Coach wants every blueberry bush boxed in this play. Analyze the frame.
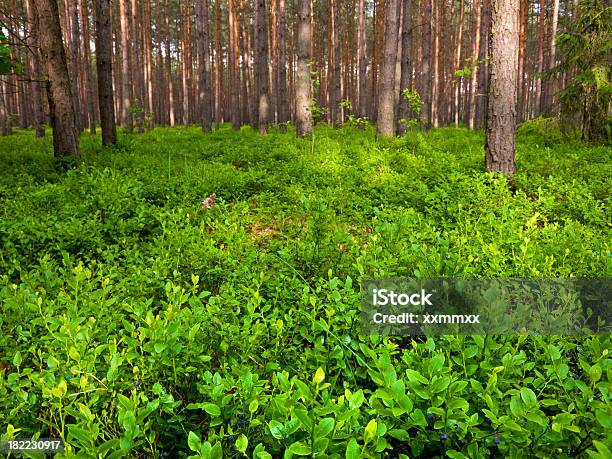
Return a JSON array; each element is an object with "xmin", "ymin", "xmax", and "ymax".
[{"xmin": 0, "ymin": 123, "xmax": 610, "ymax": 458}]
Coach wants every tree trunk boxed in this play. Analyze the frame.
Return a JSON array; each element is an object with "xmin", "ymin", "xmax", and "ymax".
[
  {"xmin": 357, "ymin": 0, "xmax": 367, "ymax": 117},
  {"xmin": 453, "ymin": 0, "xmax": 464, "ymax": 128},
  {"xmin": 377, "ymin": 0, "xmax": 400, "ymax": 136},
  {"xmin": 26, "ymin": 0, "xmax": 46, "ymax": 137},
  {"xmin": 485, "ymin": 0, "xmax": 519, "ymax": 175},
  {"xmin": 397, "ymin": 0, "xmax": 412, "ymax": 135},
  {"xmin": 475, "ymin": 0, "xmax": 490, "ymax": 128},
  {"xmin": 536, "ymin": 0, "xmax": 546, "ymax": 115},
  {"xmin": 468, "ymin": 0, "xmax": 482, "ymax": 129},
  {"xmin": 421, "ymin": 0, "xmax": 432, "ymax": 129},
  {"xmin": 255, "ymin": 0, "xmax": 270, "ymax": 134},
  {"xmin": 277, "ymin": 0, "xmax": 288, "ymax": 131},
  {"xmin": 196, "ymin": 0, "xmax": 212, "ymax": 132},
  {"xmin": 164, "ymin": 0, "xmax": 175, "ymax": 126},
  {"xmin": 93, "ymin": 0, "xmax": 117, "ymax": 145},
  {"xmin": 66, "ymin": 0, "xmax": 82, "ymax": 133},
  {"xmin": 228, "ymin": 0, "xmax": 240, "ymax": 129},
  {"xmin": 329, "ymin": 0, "xmax": 341, "ymax": 126},
  {"xmin": 295, "ymin": 0, "xmax": 312, "ymax": 137},
  {"xmin": 120, "ymin": 0, "xmax": 133, "ymax": 131},
  {"xmin": 33, "ymin": 0, "xmax": 79, "ymax": 157},
  {"xmin": 78, "ymin": 0, "xmax": 97, "ymax": 135},
  {"xmin": 544, "ymin": 0, "xmax": 559, "ymax": 113}
]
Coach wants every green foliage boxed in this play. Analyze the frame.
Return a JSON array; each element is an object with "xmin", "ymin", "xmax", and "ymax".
[
  {"xmin": 0, "ymin": 126, "xmax": 610, "ymax": 457},
  {"xmin": 339, "ymin": 99, "xmax": 369, "ymax": 129},
  {"xmin": 0, "ymin": 31, "xmax": 13, "ymax": 75},
  {"xmin": 555, "ymin": 0, "xmax": 612, "ymax": 142}
]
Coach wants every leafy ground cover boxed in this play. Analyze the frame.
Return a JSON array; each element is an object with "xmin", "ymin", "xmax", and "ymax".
[{"xmin": 0, "ymin": 124, "xmax": 610, "ymax": 458}]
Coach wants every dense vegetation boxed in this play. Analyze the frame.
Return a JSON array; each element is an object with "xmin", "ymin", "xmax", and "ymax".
[{"xmin": 0, "ymin": 123, "xmax": 610, "ymax": 458}]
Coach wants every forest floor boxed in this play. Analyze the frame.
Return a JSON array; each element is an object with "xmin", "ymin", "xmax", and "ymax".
[{"xmin": 0, "ymin": 123, "xmax": 610, "ymax": 457}]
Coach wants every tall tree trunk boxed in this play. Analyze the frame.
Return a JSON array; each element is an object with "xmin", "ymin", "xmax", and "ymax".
[
  {"xmin": 66, "ymin": 0, "xmax": 82, "ymax": 133},
  {"xmin": 196, "ymin": 0, "xmax": 212, "ymax": 132},
  {"xmin": 214, "ymin": 0, "xmax": 223, "ymax": 125},
  {"xmin": 78, "ymin": 0, "xmax": 96, "ymax": 135},
  {"xmin": 132, "ymin": 0, "xmax": 144, "ymax": 131},
  {"xmin": 544, "ymin": 0, "xmax": 559, "ymax": 113},
  {"xmin": 120, "ymin": 0, "xmax": 133, "ymax": 131},
  {"xmin": 397, "ymin": 0, "xmax": 412, "ymax": 135},
  {"xmin": 329, "ymin": 0, "xmax": 341, "ymax": 126},
  {"xmin": 432, "ymin": 0, "xmax": 441, "ymax": 127},
  {"xmin": 228, "ymin": 0, "xmax": 240, "ymax": 129},
  {"xmin": 255, "ymin": 0, "xmax": 270, "ymax": 134},
  {"xmin": 295, "ymin": 0, "xmax": 312, "ymax": 136},
  {"xmin": 468, "ymin": 0, "xmax": 482, "ymax": 129},
  {"xmin": 357, "ymin": 0, "xmax": 367, "ymax": 117},
  {"xmin": 453, "ymin": 0, "xmax": 464, "ymax": 128},
  {"xmin": 33, "ymin": 0, "xmax": 79, "ymax": 157},
  {"xmin": 142, "ymin": 0, "xmax": 154, "ymax": 129},
  {"xmin": 93, "ymin": 0, "xmax": 117, "ymax": 145},
  {"xmin": 421, "ymin": 0, "xmax": 432, "ymax": 129},
  {"xmin": 485, "ymin": 0, "xmax": 519, "ymax": 174},
  {"xmin": 475, "ymin": 0, "xmax": 490, "ymax": 128},
  {"xmin": 26, "ymin": 0, "xmax": 45, "ymax": 137},
  {"xmin": 277, "ymin": 0, "xmax": 288, "ymax": 131},
  {"xmin": 536, "ymin": 0, "xmax": 546, "ymax": 115},
  {"xmin": 164, "ymin": 0, "xmax": 175, "ymax": 126},
  {"xmin": 377, "ymin": 0, "xmax": 400, "ymax": 136}
]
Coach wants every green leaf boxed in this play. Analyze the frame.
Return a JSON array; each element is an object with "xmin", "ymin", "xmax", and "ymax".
[
  {"xmin": 510, "ymin": 396, "xmax": 523, "ymax": 417},
  {"xmin": 293, "ymin": 409, "xmax": 312, "ymax": 429},
  {"xmin": 268, "ymin": 420, "xmax": 284, "ymax": 439},
  {"xmin": 236, "ymin": 434, "xmax": 248, "ymax": 454},
  {"xmin": 345, "ymin": 438, "xmax": 360, "ymax": 459},
  {"xmin": 406, "ymin": 369, "xmax": 429, "ymax": 385},
  {"xmin": 313, "ymin": 367, "xmax": 325, "ymax": 385},
  {"xmin": 314, "ymin": 418, "xmax": 335, "ymax": 439},
  {"xmin": 288, "ymin": 441, "xmax": 312, "ymax": 456},
  {"xmin": 592, "ymin": 441, "xmax": 611, "ymax": 458},
  {"xmin": 364, "ymin": 419, "xmax": 377, "ymax": 444},
  {"xmin": 520, "ymin": 388, "xmax": 539, "ymax": 409},
  {"xmin": 428, "ymin": 354, "xmax": 445, "ymax": 374},
  {"xmin": 188, "ymin": 431, "xmax": 202, "ymax": 452},
  {"xmin": 249, "ymin": 399, "xmax": 259, "ymax": 414},
  {"xmin": 68, "ymin": 425, "xmax": 93, "ymax": 446},
  {"xmin": 202, "ymin": 403, "xmax": 221, "ymax": 417},
  {"xmin": 595, "ymin": 409, "xmax": 612, "ymax": 429},
  {"xmin": 388, "ymin": 429, "xmax": 410, "ymax": 441},
  {"xmin": 12, "ymin": 351, "xmax": 21, "ymax": 368}
]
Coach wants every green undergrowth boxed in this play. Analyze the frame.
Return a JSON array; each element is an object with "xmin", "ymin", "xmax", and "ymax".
[{"xmin": 0, "ymin": 124, "xmax": 610, "ymax": 458}]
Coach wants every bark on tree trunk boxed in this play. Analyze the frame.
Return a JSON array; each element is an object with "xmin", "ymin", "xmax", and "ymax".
[
  {"xmin": 120, "ymin": 0, "xmax": 133, "ymax": 131},
  {"xmin": 79, "ymin": 0, "xmax": 97, "ymax": 135},
  {"xmin": 377, "ymin": 0, "xmax": 400, "ymax": 136},
  {"xmin": 277, "ymin": 0, "xmax": 288, "ymax": 132},
  {"xmin": 33, "ymin": 0, "xmax": 80, "ymax": 157},
  {"xmin": 357, "ymin": 0, "xmax": 367, "ymax": 118},
  {"xmin": 93, "ymin": 0, "xmax": 117, "ymax": 145},
  {"xmin": 453, "ymin": 0, "xmax": 464, "ymax": 128},
  {"xmin": 66, "ymin": 0, "xmax": 82, "ymax": 133},
  {"xmin": 26, "ymin": 0, "xmax": 46, "ymax": 137},
  {"xmin": 255, "ymin": 0, "xmax": 270, "ymax": 134},
  {"xmin": 485, "ymin": 0, "xmax": 519, "ymax": 175},
  {"xmin": 228, "ymin": 0, "xmax": 240, "ymax": 129},
  {"xmin": 468, "ymin": 0, "xmax": 482, "ymax": 129},
  {"xmin": 421, "ymin": 0, "xmax": 432, "ymax": 129},
  {"xmin": 397, "ymin": 0, "xmax": 412, "ymax": 135},
  {"xmin": 295, "ymin": 0, "xmax": 312, "ymax": 137},
  {"xmin": 196, "ymin": 0, "xmax": 212, "ymax": 132}
]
